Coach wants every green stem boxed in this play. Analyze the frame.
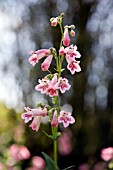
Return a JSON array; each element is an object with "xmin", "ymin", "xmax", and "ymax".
[
  {"xmin": 57, "ymin": 22, "xmax": 64, "ymax": 78},
  {"xmin": 54, "ymin": 139, "xmax": 57, "ymax": 170},
  {"xmin": 52, "ymin": 18, "xmax": 64, "ymax": 170}
]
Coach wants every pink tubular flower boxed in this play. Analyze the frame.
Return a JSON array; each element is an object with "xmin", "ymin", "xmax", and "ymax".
[
  {"xmin": 41, "ymin": 54, "xmax": 53, "ymax": 71},
  {"xmin": 67, "ymin": 59, "xmax": 81, "ymax": 75},
  {"xmin": 46, "ymin": 75, "xmax": 58, "ymax": 97},
  {"xmin": 21, "ymin": 107, "xmax": 34, "ymax": 123},
  {"xmin": 21, "ymin": 107, "xmax": 47, "ymax": 123},
  {"xmin": 51, "ymin": 110, "xmax": 58, "ymax": 127},
  {"xmin": 35, "ymin": 49, "xmax": 49, "ymax": 60},
  {"xmin": 35, "ymin": 78, "xmax": 50, "ymax": 94},
  {"xmin": 29, "ymin": 108, "xmax": 47, "ymax": 132},
  {"xmin": 65, "ymin": 44, "xmax": 81, "ymax": 60},
  {"xmin": 58, "ymin": 110, "xmax": 75, "ymax": 128},
  {"xmin": 101, "ymin": 147, "xmax": 113, "ymax": 161},
  {"xmin": 51, "ymin": 18, "xmax": 58, "ymax": 27},
  {"xmin": 29, "ymin": 51, "xmax": 38, "ymax": 66},
  {"xmin": 59, "ymin": 46, "xmax": 65, "ymax": 56},
  {"xmin": 55, "ymin": 77, "xmax": 71, "ymax": 93},
  {"xmin": 29, "ymin": 116, "xmax": 42, "ymax": 131},
  {"xmin": 21, "ymin": 107, "xmax": 47, "ymax": 131},
  {"xmin": 63, "ymin": 28, "xmax": 70, "ymax": 46},
  {"xmin": 29, "ymin": 49, "xmax": 49, "ymax": 66}
]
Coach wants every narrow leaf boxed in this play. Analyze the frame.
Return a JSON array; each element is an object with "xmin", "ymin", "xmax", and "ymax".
[{"xmin": 42, "ymin": 152, "xmax": 59, "ymax": 170}]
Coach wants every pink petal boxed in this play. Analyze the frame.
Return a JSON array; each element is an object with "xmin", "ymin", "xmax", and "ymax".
[
  {"xmin": 29, "ymin": 116, "xmax": 41, "ymax": 131},
  {"xmin": 41, "ymin": 54, "xmax": 53, "ymax": 71}
]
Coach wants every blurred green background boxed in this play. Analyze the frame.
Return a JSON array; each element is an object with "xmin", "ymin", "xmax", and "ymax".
[{"xmin": 0, "ymin": 0, "xmax": 113, "ymax": 169}]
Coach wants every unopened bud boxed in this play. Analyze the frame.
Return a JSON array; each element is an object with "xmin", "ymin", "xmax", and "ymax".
[
  {"xmin": 70, "ymin": 25, "xmax": 75, "ymax": 29},
  {"xmin": 50, "ymin": 47, "xmax": 56, "ymax": 54},
  {"xmin": 51, "ymin": 110, "xmax": 58, "ymax": 127},
  {"xmin": 51, "ymin": 18, "xmax": 58, "ymax": 27},
  {"xmin": 70, "ymin": 30, "xmax": 75, "ymax": 37},
  {"xmin": 60, "ymin": 13, "xmax": 64, "ymax": 18}
]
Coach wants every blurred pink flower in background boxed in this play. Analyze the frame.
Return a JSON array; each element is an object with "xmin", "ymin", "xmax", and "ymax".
[
  {"xmin": 9, "ymin": 144, "xmax": 31, "ymax": 161},
  {"xmin": 58, "ymin": 130, "xmax": 72, "ymax": 155},
  {"xmin": 0, "ymin": 163, "xmax": 4, "ymax": 170},
  {"xmin": 31, "ymin": 156, "xmax": 45, "ymax": 170},
  {"xmin": 93, "ymin": 162, "xmax": 107, "ymax": 170},
  {"xmin": 78, "ymin": 163, "xmax": 89, "ymax": 170},
  {"xmin": 101, "ymin": 147, "xmax": 113, "ymax": 161}
]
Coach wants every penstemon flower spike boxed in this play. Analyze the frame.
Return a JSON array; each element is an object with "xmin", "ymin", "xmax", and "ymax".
[{"xmin": 21, "ymin": 13, "xmax": 81, "ymax": 170}]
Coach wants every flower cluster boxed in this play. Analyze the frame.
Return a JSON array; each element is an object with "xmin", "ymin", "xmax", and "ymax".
[
  {"xmin": 29, "ymin": 44, "xmax": 81, "ymax": 75},
  {"xmin": 35, "ymin": 74, "xmax": 71, "ymax": 97},
  {"xmin": 21, "ymin": 13, "xmax": 81, "ymax": 141},
  {"xmin": 59, "ymin": 44, "xmax": 81, "ymax": 74},
  {"xmin": 22, "ymin": 106, "xmax": 75, "ymax": 131}
]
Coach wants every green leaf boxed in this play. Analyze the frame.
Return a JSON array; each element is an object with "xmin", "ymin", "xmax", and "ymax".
[
  {"xmin": 42, "ymin": 152, "xmax": 60, "ymax": 170},
  {"xmin": 42, "ymin": 131, "xmax": 54, "ymax": 140}
]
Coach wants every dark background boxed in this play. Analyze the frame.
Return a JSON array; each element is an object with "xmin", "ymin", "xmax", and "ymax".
[{"xmin": 0, "ymin": 0, "xmax": 113, "ymax": 169}]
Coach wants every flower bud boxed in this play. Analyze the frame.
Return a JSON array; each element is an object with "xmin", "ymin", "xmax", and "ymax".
[
  {"xmin": 70, "ymin": 25, "xmax": 75, "ymax": 29},
  {"xmin": 51, "ymin": 110, "xmax": 58, "ymax": 127},
  {"xmin": 51, "ymin": 18, "xmax": 58, "ymax": 27},
  {"xmin": 70, "ymin": 30, "xmax": 75, "ymax": 37},
  {"xmin": 63, "ymin": 28, "xmax": 70, "ymax": 46},
  {"xmin": 59, "ymin": 46, "xmax": 65, "ymax": 56},
  {"xmin": 60, "ymin": 13, "xmax": 64, "ymax": 18}
]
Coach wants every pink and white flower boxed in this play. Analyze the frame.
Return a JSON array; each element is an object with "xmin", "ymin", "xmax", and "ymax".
[
  {"xmin": 51, "ymin": 110, "xmax": 58, "ymax": 127},
  {"xmin": 29, "ymin": 51, "xmax": 38, "ymax": 66},
  {"xmin": 29, "ymin": 49, "xmax": 49, "ymax": 66},
  {"xmin": 65, "ymin": 44, "xmax": 81, "ymax": 60},
  {"xmin": 21, "ymin": 107, "xmax": 47, "ymax": 131},
  {"xmin": 21, "ymin": 107, "xmax": 34, "ymax": 123},
  {"xmin": 29, "ymin": 116, "xmax": 42, "ymax": 132},
  {"xmin": 58, "ymin": 110, "xmax": 75, "ymax": 128},
  {"xmin": 35, "ymin": 49, "xmax": 49, "ymax": 60},
  {"xmin": 66, "ymin": 56, "xmax": 81, "ymax": 75},
  {"xmin": 46, "ymin": 75, "xmax": 58, "ymax": 97},
  {"xmin": 63, "ymin": 28, "xmax": 70, "ymax": 46},
  {"xmin": 41, "ymin": 54, "xmax": 53, "ymax": 71},
  {"xmin": 35, "ymin": 78, "xmax": 50, "ymax": 94},
  {"xmin": 55, "ymin": 77, "xmax": 71, "ymax": 93}
]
